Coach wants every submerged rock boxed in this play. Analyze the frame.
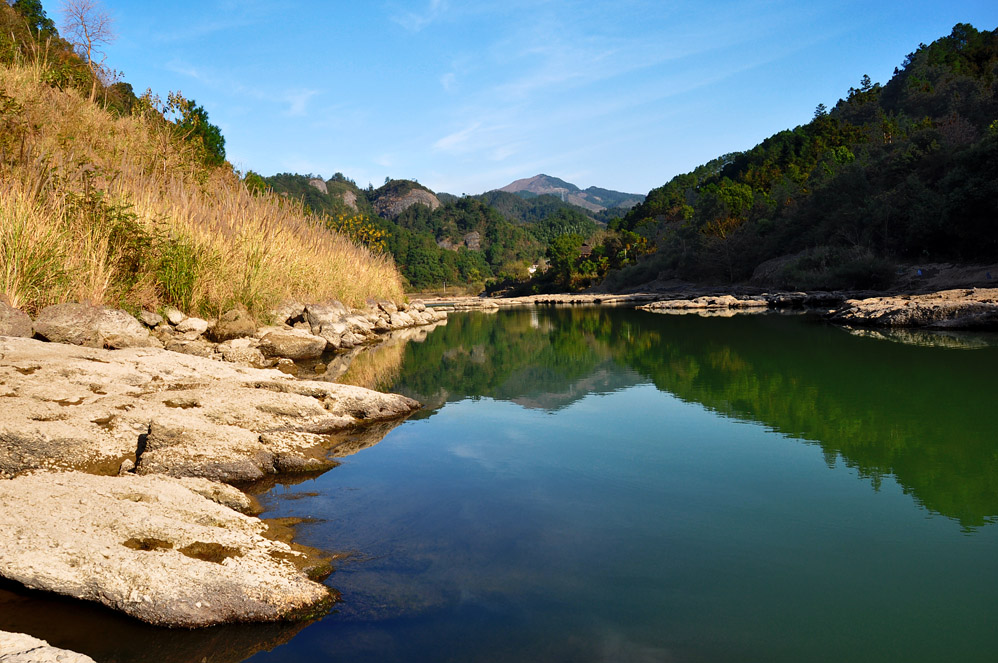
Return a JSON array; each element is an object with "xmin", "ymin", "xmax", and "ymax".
[{"xmin": 0, "ymin": 472, "xmax": 333, "ymax": 628}]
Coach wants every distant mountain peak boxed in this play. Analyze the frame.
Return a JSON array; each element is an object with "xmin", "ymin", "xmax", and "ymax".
[{"xmin": 496, "ymin": 175, "xmax": 644, "ymax": 213}]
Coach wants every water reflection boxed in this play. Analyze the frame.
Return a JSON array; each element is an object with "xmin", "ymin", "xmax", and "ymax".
[
  {"xmin": 341, "ymin": 308, "xmax": 998, "ymax": 529},
  {"xmin": 0, "ymin": 579, "xmax": 314, "ymax": 663}
]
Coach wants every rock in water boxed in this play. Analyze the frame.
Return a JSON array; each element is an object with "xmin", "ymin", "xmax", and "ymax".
[
  {"xmin": 0, "ymin": 472, "xmax": 334, "ymax": 627},
  {"xmin": 0, "ymin": 631, "xmax": 97, "ymax": 663}
]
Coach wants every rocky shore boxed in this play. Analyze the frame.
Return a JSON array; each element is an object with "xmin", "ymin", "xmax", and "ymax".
[
  {"xmin": 429, "ymin": 287, "xmax": 998, "ymax": 331},
  {"xmin": 0, "ymin": 298, "xmax": 445, "ymax": 638}
]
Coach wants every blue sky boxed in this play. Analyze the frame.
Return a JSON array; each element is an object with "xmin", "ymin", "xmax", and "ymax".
[{"xmin": 92, "ymin": 0, "xmax": 997, "ymax": 195}]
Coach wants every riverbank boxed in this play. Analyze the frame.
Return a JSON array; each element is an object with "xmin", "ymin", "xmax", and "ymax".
[
  {"xmin": 0, "ymin": 299, "xmax": 445, "ymax": 632},
  {"xmin": 427, "ymin": 286, "xmax": 998, "ymax": 331}
]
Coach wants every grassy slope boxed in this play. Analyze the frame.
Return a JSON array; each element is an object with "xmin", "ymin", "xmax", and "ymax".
[{"xmin": 0, "ymin": 27, "xmax": 403, "ymax": 318}]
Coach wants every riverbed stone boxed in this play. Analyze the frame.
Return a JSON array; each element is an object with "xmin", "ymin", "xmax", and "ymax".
[
  {"xmin": 33, "ymin": 304, "xmax": 157, "ymax": 348},
  {"xmin": 259, "ymin": 329, "xmax": 327, "ymax": 360},
  {"xmin": 139, "ymin": 310, "xmax": 164, "ymax": 328},
  {"xmin": 0, "ymin": 302, "xmax": 32, "ymax": 338},
  {"xmin": 207, "ymin": 309, "xmax": 256, "ymax": 342},
  {"xmin": 175, "ymin": 316, "xmax": 209, "ymax": 335},
  {"xmin": 0, "ymin": 631, "xmax": 96, "ymax": 663},
  {"xmin": 0, "ymin": 471, "xmax": 333, "ymax": 628},
  {"xmin": 164, "ymin": 308, "xmax": 186, "ymax": 326}
]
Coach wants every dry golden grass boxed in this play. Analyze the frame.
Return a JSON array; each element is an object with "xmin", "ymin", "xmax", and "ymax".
[{"xmin": 0, "ymin": 62, "xmax": 404, "ymax": 318}]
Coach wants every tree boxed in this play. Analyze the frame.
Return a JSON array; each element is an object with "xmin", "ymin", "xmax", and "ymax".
[
  {"xmin": 166, "ymin": 92, "xmax": 226, "ymax": 168},
  {"xmin": 60, "ymin": 0, "xmax": 114, "ymax": 100},
  {"xmin": 12, "ymin": 0, "xmax": 56, "ymax": 37},
  {"xmin": 814, "ymin": 103, "xmax": 828, "ymax": 119}
]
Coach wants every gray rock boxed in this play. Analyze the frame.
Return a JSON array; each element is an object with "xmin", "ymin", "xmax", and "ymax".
[
  {"xmin": 207, "ymin": 309, "xmax": 256, "ymax": 342},
  {"xmin": 34, "ymin": 304, "xmax": 157, "ymax": 348},
  {"xmin": 175, "ymin": 317, "xmax": 209, "ymax": 335},
  {"xmin": 0, "ymin": 472, "xmax": 333, "ymax": 627},
  {"xmin": 165, "ymin": 338, "xmax": 215, "ymax": 358},
  {"xmin": 271, "ymin": 301, "xmax": 306, "ymax": 325},
  {"xmin": 139, "ymin": 310, "xmax": 164, "ymax": 327},
  {"xmin": 377, "ymin": 300, "xmax": 398, "ymax": 315},
  {"xmin": 218, "ymin": 339, "xmax": 267, "ymax": 367},
  {"xmin": 0, "ymin": 631, "xmax": 96, "ymax": 663},
  {"xmin": 259, "ymin": 330, "xmax": 326, "ymax": 360},
  {"xmin": 305, "ymin": 302, "xmax": 349, "ymax": 335},
  {"xmin": 0, "ymin": 336, "xmax": 418, "ymax": 482},
  {"xmin": 0, "ymin": 302, "xmax": 32, "ymax": 338},
  {"xmin": 164, "ymin": 308, "xmax": 186, "ymax": 326},
  {"xmin": 830, "ymin": 288, "xmax": 998, "ymax": 329}
]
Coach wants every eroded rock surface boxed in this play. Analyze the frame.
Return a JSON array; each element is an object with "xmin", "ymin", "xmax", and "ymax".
[
  {"xmin": 0, "ymin": 630, "xmax": 96, "ymax": 663},
  {"xmin": 0, "ymin": 336, "xmax": 419, "ymax": 482},
  {"xmin": 0, "ymin": 472, "xmax": 333, "ymax": 627},
  {"xmin": 830, "ymin": 288, "xmax": 998, "ymax": 329}
]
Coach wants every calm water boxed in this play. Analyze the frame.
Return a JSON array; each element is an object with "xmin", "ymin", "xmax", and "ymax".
[{"xmin": 3, "ymin": 307, "xmax": 998, "ymax": 662}]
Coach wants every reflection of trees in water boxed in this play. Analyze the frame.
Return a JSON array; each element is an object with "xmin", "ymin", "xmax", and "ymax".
[
  {"xmin": 617, "ymin": 313, "xmax": 998, "ymax": 530},
  {"xmin": 362, "ymin": 308, "xmax": 998, "ymax": 529}
]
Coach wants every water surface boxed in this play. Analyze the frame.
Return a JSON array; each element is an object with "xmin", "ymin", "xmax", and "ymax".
[
  {"xmin": 253, "ymin": 308, "xmax": 998, "ymax": 662},
  {"xmin": 3, "ymin": 307, "xmax": 997, "ymax": 662}
]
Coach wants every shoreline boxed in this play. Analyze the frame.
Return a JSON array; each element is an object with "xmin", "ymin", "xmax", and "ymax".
[
  {"xmin": 0, "ymin": 298, "xmax": 447, "ymax": 637},
  {"xmin": 424, "ymin": 287, "xmax": 998, "ymax": 331}
]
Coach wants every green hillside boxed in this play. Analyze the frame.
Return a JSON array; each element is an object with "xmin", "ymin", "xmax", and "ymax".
[{"xmin": 608, "ymin": 23, "xmax": 998, "ymax": 291}]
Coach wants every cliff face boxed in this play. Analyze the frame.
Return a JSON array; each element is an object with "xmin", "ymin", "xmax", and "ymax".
[{"xmin": 373, "ymin": 187, "xmax": 441, "ymax": 218}]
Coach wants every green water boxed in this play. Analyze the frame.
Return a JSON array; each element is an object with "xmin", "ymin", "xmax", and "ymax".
[{"xmin": 2, "ymin": 307, "xmax": 997, "ymax": 662}]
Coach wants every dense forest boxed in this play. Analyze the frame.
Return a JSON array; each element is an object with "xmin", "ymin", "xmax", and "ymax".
[
  {"xmin": 255, "ymin": 172, "xmax": 647, "ymax": 292},
  {"xmin": 608, "ymin": 23, "xmax": 998, "ymax": 291}
]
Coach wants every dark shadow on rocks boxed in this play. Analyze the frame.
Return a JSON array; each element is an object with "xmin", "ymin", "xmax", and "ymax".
[{"xmin": 0, "ymin": 578, "xmax": 315, "ymax": 663}]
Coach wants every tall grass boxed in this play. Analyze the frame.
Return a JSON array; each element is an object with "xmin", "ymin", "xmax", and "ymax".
[{"xmin": 0, "ymin": 61, "xmax": 404, "ymax": 318}]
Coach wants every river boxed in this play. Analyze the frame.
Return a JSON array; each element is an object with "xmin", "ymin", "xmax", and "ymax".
[{"xmin": 3, "ymin": 306, "xmax": 997, "ymax": 662}]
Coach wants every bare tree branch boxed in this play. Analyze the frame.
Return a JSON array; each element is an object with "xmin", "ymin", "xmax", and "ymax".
[{"xmin": 59, "ymin": 0, "xmax": 115, "ymax": 75}]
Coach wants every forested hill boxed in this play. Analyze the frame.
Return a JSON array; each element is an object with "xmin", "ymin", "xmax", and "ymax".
[
  {"xmin": 611, "ymin": 23, "xmax": 998, "ymax": 291},
  {"xmin": 256, "ymin": 174, "xmax": 610, "ymax": 291}
]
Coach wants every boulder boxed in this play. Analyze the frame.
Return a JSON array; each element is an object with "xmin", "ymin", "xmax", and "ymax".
[
  {"xmin": 305, "ymin": 302, "xmax": 349, "ymax": 335},
  {"xmin": 0, "ymin": 472, "xmax": 333, "ymax": 627},
  {"xmin": 164, "ymin": 308, "xmax": 186, "ymax": 326},
  {"xmin": 175, "ymin": 317, "xmax": 209, "ymax": 335},
  {"xmin": 34, "ymin": 304, "xmax": 157, "ymax": 348},
  {"xmin": 139, "ymin": 310, "xmax": 164, "ymax": 327},
  {"xmin": 0, "ymin": 631, "xmax": 96, "ymax": 663},
  {"xmin": 207, "ymin": 309, "xmax": 256, "ymax": 342},
  {"xmin": 259, "ymin": 329, "xmax": 327, "ymax": 360},
  {"xmin": 0, "ymin": 302, "xmax": 32, "ymax": 338},
  {"xmin": 270, "ymin": 301, "xmax": 306, "ymax": 325}
]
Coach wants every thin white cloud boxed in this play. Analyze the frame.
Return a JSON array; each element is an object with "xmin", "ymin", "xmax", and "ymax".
[
  {"xmin": 283, "ymin": 89, "xmax": 318, "ymax": 117},
  {"xmin": 440, "ymin": 72, "xmax": 456, "ymax": 91},
  {"xmin": 432, "ymin": 122, "xmax": 484, "ymax": 153},
  {"xmin": 390, "ymin": 0, "xmax": 448, "ymax": 32}
]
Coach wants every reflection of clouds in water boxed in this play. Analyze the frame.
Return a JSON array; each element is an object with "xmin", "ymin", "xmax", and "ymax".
[{"xmin": 595, "ymin": 628, "xmax": 675, "ymax": 663}]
